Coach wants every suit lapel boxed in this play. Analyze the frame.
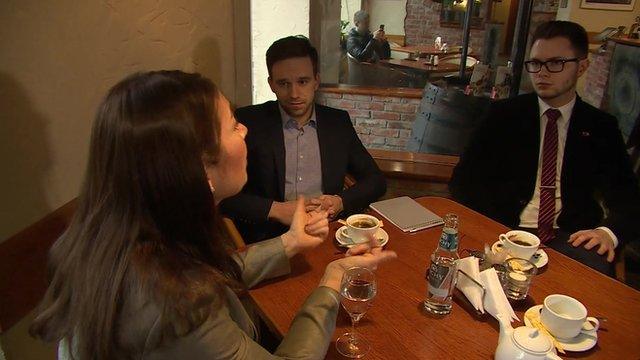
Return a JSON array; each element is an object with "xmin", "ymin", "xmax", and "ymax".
[
  {"xmin": 315, "ymin": 105, "xmax": 331, "ymax": 193},
  {"xmin": 266, "ymin": 102, "xmax": 286, "ymax": 199},
  {"xmin": 561, "ymin": 97, "xmax": 589, "ymax": 189},
  {"xmin": 521, "ymin": 94, "xmax": 541, "ymax": 187}
]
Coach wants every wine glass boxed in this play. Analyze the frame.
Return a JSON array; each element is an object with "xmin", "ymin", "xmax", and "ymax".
[{"xmin": 335, "ymin": 267, "xmax": 377, "ymax": 358}]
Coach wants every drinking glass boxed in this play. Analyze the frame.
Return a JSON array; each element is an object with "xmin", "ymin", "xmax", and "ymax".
[
  {"xmin": 502, "ymin": 258, "xmax": 537, "ymax": 300},
  {"xmin": 335, "ymin": 267, "xmax": 377, "ymax": 358}
]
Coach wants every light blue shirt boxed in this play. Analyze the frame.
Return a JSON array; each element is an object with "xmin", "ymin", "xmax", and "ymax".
[{"xmin": 279, "ymin": 105, "xmax": 323, "ymax": 201}]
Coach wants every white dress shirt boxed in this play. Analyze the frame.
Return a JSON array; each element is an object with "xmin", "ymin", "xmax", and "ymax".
[{"xmin": 518, "ymin": 96, "xmax": 618, "ymax": 247}]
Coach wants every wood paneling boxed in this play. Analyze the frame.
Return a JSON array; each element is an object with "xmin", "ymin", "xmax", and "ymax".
[
  {"xmin": 370, "ymin": 149, "xmax": 459, "ymax": 199},
  {"xmin": 0, "ymin": 199, "xmax": 76, "ymax": 332},
  {"xmin": 370, "ymin": 149, "xmax": 458, "ymax": 182},
  {"xmin": 318, "ymin": 84, "xmax": 423, "ymax": 98}
]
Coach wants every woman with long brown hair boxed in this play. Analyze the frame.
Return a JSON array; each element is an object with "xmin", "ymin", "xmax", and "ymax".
[{"xmin": 30, "ymin": 70, "xmax": 396, "ymax": 359}]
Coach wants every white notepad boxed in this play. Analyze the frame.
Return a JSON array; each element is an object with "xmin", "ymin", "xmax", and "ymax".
[{"xmin": 369, "ymin": 196, "xmax": 444, "ymax": 232}]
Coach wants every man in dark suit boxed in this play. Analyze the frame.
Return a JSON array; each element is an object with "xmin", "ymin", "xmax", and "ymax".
[
  {"xmin": 220, "ymin": 36, "xmax": 386, "ymax": 243},
  {"xmin": 450, "ymin": 21, "xmax": 640, "ymax": 276}
]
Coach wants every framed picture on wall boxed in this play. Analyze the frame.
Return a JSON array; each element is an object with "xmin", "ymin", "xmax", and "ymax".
[{"xmin": 580, "ymin": 0, "xmax": 636, "ymax": 11}]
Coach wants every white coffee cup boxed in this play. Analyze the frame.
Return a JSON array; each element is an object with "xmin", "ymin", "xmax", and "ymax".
[
  {"xmin": 498, "ymin": 230, "xmax": 540, "ymax": 260},
  {"xmin": 540, "ymin": 294, "xmax": 600, "ymax": 339},
  {"xmin": 342, "ymin": 214, "xmax": 380, "ymax": 244}
]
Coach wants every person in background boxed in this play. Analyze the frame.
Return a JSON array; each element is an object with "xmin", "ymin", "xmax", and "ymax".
[
  {"xmin": 450, "ymin": 21, "xmax": 640, "ymax": 276},
  {"xmin": 346, "ymin": 10, "xmax": 391, "ymax": 62},
  {"xmin": 30, "ymin": 70, "xmax": 396, "ymax": 359},
  {"xmin": 220, "ymin": 36, "xmax": 386, "ymax": 243}
]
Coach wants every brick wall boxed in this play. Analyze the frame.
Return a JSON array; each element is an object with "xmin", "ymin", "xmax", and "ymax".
[
  {"xmin": 404, "ymin": 0, "xmax": 487, "ymax": 57},
  {"xmin": 584, "ymin": 41, "xmax": 614, "ymax": 109},
  {"xmin": 316, "ymin": 91, "xmax": 420, "ymax": 151}
]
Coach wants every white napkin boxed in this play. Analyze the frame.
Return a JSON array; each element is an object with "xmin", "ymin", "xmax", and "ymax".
[
  {"xmin": 456, "ymin": 256, "xmax": 485, "ymax": 313},
  {"xmin": 479, "ymin": 268, "xmax": 519, "ymax": 322},
  {"xmin": 455, "ymin": 257, "xmax": 519, "ymax": 322}
]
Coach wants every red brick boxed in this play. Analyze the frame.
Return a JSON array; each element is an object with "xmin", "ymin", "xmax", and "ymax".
[
  {"xmin": 371, "ymin": 111, "xmax": 400, "ymax": 121},
  {"xmin": 355, "ymin": 118, "xmax": 387, "ymax": 128},
  {"xmin": 387, "ymin": 121, "xmax": 413, "ymax": 130},
  {"xmin": 347, "ymin": 109, "xmax": 371, "ymax": 119},
  {"xmin": 371, "ymin": 128, "xmax": 399, "ymax": 137},
  {"xmin": 370, "ymin": 136, "xmax": 386, "ymax": 145},
  {"xmin": 401, "ymin": 98, "xmax": 422, "ymax": 105},
  {"xmin": 358, "ymin": 135, "xmax": 386, "ymax": 145},
  {"xmin": 372, "ymin": 96, "xmax": 401, "ymax": 103},
  {"xmin": 356, "ymin": 101, "xmax": 385, "ymax": 110},
  {"xmin": 326, "ymin": 99, "xmax": 355, "ymax": 109},
  {"xmin": 385, "ymin": 138, "xmax": 408, "ymax": 147},
  {"xmin": 399, "ymin": 129, "xmax": 413, "ymax": 138},
  {"xmin": 343, "ymin": 94, "xmax": 372, "ymax": 101},
  {"xmin": 354, "ymin": 126, "xmax": 371, "ymax": 135},
  {"xmin": 365, "ymin": 143, "xmax": 388, "ymax": 150},
  {"xmin": 317, "ymin": 92, "xmax": 342, "ymax": 99},
  {"xmin": 385, "ymin": 103, "xmax": 417, "ymax": 114},
  {"xmin": 401, "ymin": 113, "xmax": 417, "ymax": 122}
]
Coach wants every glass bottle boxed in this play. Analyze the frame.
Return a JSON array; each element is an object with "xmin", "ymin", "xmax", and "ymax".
[{"xmin": 424, "ymin": 213, "xmax": 460, "ymax": 315}]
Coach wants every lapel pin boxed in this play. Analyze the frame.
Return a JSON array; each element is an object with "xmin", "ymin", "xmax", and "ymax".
[{"xmin": 580, "ymin": 131, "xmax": 591, "ymax": 137}]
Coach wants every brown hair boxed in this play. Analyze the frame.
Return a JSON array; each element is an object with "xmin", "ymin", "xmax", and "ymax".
[
  {"xmin": 531, "ymin": 20, "xmax": 589, "ymax": 59},
  {"xmin": 30, "ymin": 71, "xmax": 242, "ymax": 359},
  {"xmin": 266, "ymin": 35, "xmax": 319, "ymax": 77}
]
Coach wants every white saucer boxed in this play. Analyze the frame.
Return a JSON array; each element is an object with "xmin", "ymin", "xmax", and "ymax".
[
  {"xmin": 335, "ymin": 226, "xmax": 389, "ymax": 248},
  {"xmin": 524, "ymin": 305, "xmax": 598, "ymax": 352},
  {"xmin": 491, "ymin": 241, "xmax": 549, "ymax": 268}
]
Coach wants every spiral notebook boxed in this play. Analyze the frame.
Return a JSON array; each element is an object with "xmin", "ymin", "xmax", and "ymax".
[{"xmin": 369, "ymin": 196, "xmax": 444, "ymax": 232}]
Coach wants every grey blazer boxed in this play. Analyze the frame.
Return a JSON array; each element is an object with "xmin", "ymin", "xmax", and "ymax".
[{"xmin": 59, "ymin": 237, "xmax": 340, "ymax": 359}]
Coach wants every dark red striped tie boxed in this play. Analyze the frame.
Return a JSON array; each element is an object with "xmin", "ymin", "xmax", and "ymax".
[{"xmin": 538, "ymin": 109, "xmax": 560, "ymax": 243}]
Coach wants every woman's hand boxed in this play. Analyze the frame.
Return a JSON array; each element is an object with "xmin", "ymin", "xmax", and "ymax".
[
  {"xmin": 281, "ymin": 197, "xmax": 329, "ymax": 258},
  {"xmin": 319, "ymin": 240, "xmax": 397, "ymax": 292}
]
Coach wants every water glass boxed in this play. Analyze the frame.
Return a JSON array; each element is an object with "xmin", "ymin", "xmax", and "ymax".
[
  {"xmin": 335, "ymin": 267, "xmax": 377, "ymax": 358},
  {"xmin": 502, "ymin": 258, "xmax": 537, "ymax": 300}
]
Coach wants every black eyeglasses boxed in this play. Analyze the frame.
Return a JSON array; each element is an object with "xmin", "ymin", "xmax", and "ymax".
[{"xmin": 524, "ymin": 58, "xmax": 582, "ymax": 73}]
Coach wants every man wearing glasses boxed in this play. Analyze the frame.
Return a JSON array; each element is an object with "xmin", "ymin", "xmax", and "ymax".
[{"xmin": 450, "ymin": 21, "xmax": 640, "ymax": 276}]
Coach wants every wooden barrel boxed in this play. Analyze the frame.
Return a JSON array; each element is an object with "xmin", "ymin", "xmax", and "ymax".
[{"xmin": 408, "ymin": 82, "xmax": 491, "ymax": 155}]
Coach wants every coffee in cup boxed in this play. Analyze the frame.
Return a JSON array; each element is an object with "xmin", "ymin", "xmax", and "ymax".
[
  {"xmin": 343, "ymin": 214, "xmax": 380, "ymax": 244},
  {"xmin": 498, "ymin": 230, "xmax": 540, "ymax": 260},
  {"xmin": 350, "ymin": 218, "xmax": 377, "ymax": 229},
  {"xmin": 540, "ymin": 294, "xmax": 600, "ymax": 339}
]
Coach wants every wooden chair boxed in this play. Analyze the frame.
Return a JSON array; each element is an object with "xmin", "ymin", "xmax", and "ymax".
[
  {"xmin": 221, "ymin": 217, "xmax": 246, "ymax": 250},
  {"xmin": 0, "ymin": 200, "xmax": 249, "ymax": 335},
  {"xmin": 0, "ymin": 199, "xmax": 77, "ymax": 333}
]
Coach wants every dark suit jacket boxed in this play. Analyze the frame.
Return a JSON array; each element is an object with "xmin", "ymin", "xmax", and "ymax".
[
  {"xmin": 450, "ymin": 93, "xmax": 640, "ymax": 244},
  {"xmin": 220, "ymin": 101, "xmax": 386, "ymax": 243}
]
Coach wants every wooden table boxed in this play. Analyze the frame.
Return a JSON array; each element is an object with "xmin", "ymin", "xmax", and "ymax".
[
  {"xmin": 392, "ymin": 45, "xmax": 460, "ymax": 57},
  {"xmin": 380, "ymin": 58, "xmax": 466, "ymax": 75},
  {"xmin": 249, "ymin": 197, "xmax": 640, "ymax": 359}
]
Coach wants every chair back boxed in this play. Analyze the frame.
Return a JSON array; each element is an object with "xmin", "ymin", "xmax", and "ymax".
[
  {"xmin": 222, "ymin": 217, "xmax": 246, "ymax": 250},
  {"xmin": 0, "ymin": 199, "xmax": 77, "ymax": 333}
]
